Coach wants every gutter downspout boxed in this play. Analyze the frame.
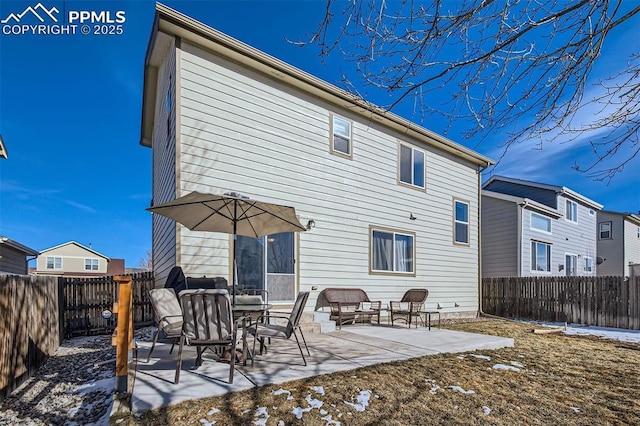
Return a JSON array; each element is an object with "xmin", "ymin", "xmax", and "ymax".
[{"xmin": 477, "ymin": 164, "xmax": 488, "ymax": 317}]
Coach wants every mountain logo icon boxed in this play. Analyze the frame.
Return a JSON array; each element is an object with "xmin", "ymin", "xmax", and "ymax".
[{"xmin": 1, "ymin": 3, "xmax": 59, "ymax": 24}]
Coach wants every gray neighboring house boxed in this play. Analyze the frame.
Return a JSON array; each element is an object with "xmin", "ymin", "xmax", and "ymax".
[
  {"xmin": 596, "ymin": 211, "xmax": 640, "ymax": 277},
  {"xmin": 0, "ymin": 237, "xmax": 39, "ymax": 275},
  {"xmin": 482, "ymin": 176, "xmax": 603, "ymax": 277}
]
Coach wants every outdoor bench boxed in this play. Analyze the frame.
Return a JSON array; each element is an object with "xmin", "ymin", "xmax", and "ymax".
[{"xmin": 322, "ymin": 288, "xmax": 381, "ymax": 329}]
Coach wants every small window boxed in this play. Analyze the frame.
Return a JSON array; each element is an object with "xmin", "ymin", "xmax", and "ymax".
[
  {"xmin": 399, "ymin": 143, "xmax": 425, "ymax": 189},
  {"xmin": 454, "ymin": 200, "xmax": 469, "ymax": 244},
  {"xmin": 531, "ymin": 212, "xmax": 552, "ymax": 233},
  {"xmin": 584, "ymin": 257, "xmax": 593, "ymax": 273},
  {"xmin": 330, "ymin": 114, "xmax": 352, "ymax": 158},
  {"xmin": 46, "ymin": 256, "xmax": 62, "ymax": 269},
  {"xmin": 566, "ymin": 200, "xmax": 578, "ymax": 223},
  {"xmin": 531, "ymin": 241, "xmax": 551, "ymax": 272},
  {"xmin": 599, "ymin": 221, "xmax": 612, "ymax": 239},
  {"xmin": 370, "ymin": 227, "xmax": 415, "ymax": 274},
  {"xmin": 85, "ymin": 259, "xmax": 99, "ymax": 271}
]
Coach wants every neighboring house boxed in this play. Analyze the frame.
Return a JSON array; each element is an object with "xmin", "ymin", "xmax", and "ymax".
[
  {"xmin": 33, "ymin": 241, "xmax": 125, "ymax": 277},
  {"xmin": 596, "ymin": 211, "xmax": 640, "ymax": 277},
  {"xmin": 482, "ymin": 176, "xmax": 602, "ymax": 277},
  {"xmin": 140, "ymin": 4, "xmax": 494, "ymax": 315},
  {"xmin": 0, "ymin": 237, "xmax": 38, "ymax": 274}
]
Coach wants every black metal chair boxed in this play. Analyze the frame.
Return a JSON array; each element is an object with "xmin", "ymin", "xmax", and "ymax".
[
  {"xmin": 147, "ymin": 288, "xmax": 183, "ymax": 363},
  {"xmin": 248, "ymin": 291, "xmax": 310, "ymax": 366},
  {"xmin": 175, "ymin": 289, "xmax": 238, "ymax": 384}
]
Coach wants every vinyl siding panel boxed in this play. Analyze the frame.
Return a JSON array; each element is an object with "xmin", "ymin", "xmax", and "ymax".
[
  {"xmin": 151, "ymin": 36, "xmax": 178, "ymax": 287},
  {"xmin": 176, "ymin": 41, "xmax": 481, "ymax": 313},
  {"xmin": 596, "ymin": 212, "xmax": 623, "ymax": 276},
  {"xmin": 624, "ymin": 220, "xmax": 640, "ymax": 276},
  {"xmin": 521, "ymin": 195, "xmax": 597, "ymax": 276},
  {"xmin": 0, "ymin": 247, "xmax": 29, "ymax": 274},
  {"xmin": 481, "ymin": 196, "xmax": 518, "ymax": 277}
]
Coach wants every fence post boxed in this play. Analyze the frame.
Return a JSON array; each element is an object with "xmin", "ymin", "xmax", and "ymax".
[{"xmin": 114, "ymin": 275, "xmax": 133, "ymax": 394}]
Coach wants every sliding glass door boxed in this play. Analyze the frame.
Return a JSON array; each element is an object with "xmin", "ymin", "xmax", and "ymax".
[{"xmin": 236, "ymin": 232, "xmax": 296, "ymax": 303}]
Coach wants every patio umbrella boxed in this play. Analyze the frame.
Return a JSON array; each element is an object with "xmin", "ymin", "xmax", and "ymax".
[{"xmin": 147, "ymin": 191, "xmax": 306, "ymax": 304}]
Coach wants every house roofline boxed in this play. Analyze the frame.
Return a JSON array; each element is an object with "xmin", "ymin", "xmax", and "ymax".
[
  {"xmin": 39, "ymin": 241, "xmax": 110, "ymax": 260},
  {"xmin": 601, "ymin": 210, "xmax": 640, "ymax": 226},
  {"xmin": 140, "ymin": 2, "xmax": 495, "ymax": 168},
  {"xmin": 483, "ymin": 175, "xmax": 603, "ymax": 210},
  {"xmin": 482, "ymin": 190, "xmax": 563, "ymax": 218},
  {"xmin": 0, "ymin": 237, "xmax": 39, "ymax": 256}
]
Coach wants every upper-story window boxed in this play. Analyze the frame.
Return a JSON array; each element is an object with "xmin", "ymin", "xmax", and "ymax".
[
  {"xmin": 399, "ymin": 143, "xmax": 425, "ymax": 189},
  {"xmin": 599, "ymin": 221, "xmax": 612, "ymax": 239},
  {"xmin": 531, "ymin": 212, "xmax": 552, "ymax": 233},
  {"xmin": 370, "ymin": 227, "xmax": 415, "ymax": 275},
  {"xmin": 565, "ymin": 200, "xmax": 578, "ymax": 223},
  {"xmin": 46, "ymin": 256, "xmax": 62, "ymax": 269},
  {"xmin": 454, "ymin": 199, "xmax": 470, "ymax": 245},
  {"xmin": 85, "ymin": 258, "xmax": 99, "ymax": 271},
  {"xmin": 330, "ymin": 114, "xmax": 352, "ymax": 159}
]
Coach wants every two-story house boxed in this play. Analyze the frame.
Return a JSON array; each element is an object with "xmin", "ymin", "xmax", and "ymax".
[
  {"xmin": 596, "ymin": 211, "xmax": 640, "ymax": 277},
  {"xmin": 0, "ymin": 237, "xmax": 38, "ymax": 275},
  {"xmin": 33, "ymin": 241, "xmax": 125, "ymax": 277},
  {"xmin": 140, "ymin": 4, "xmax": 494, "ymax": 315},
  {"xmin": 482, "ymin": 176, "xmax": 602, "ymax": 277}
]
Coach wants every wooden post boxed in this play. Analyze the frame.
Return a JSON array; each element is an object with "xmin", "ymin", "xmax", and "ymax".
[{"xmin": 114, "ymin": 275, "xmax": 133, "ymax": 394}]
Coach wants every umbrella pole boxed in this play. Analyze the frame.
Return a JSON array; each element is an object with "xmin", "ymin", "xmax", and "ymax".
[{"xmin": 232, "ymin": 201, "xmax": 237, "ymax": 306}]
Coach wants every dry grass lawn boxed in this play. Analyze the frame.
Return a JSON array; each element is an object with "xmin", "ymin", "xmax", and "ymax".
[{"xmin": 123, "ymin": 319, "xmax": 640, "ymax": 425}]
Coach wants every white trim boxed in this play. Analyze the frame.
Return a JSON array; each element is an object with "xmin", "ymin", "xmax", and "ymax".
[
  {"xmin": 530, "ymin": 240, "xmax": 552, "ymax": 273},
  {"xmin": 565, "ymin": 199, "xmax": 578, "ymax": 224}
]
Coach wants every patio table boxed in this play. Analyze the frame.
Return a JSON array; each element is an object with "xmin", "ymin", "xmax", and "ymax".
[{"xmin": 233, "ymin": 303, "xmax": 272, "ymax": 365}]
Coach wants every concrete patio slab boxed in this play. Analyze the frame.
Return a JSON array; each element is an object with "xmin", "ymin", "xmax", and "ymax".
[{"xmin": 131, "ymin": 325, "xmax": 513, "ymax": 413}]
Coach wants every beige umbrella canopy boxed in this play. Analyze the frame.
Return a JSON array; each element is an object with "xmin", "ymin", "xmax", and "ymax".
[{"xmin": 147, "ymin": 191, "xmax": 306, "ymax": 301}]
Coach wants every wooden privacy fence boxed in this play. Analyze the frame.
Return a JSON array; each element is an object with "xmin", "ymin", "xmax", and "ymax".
[
  {"xmin": 60, "ymin": 271, "xmax": 155, "ymax": 338},
  {"xmin": 482, "ymin": 276, "xmax": 640, "ymax": 330},
  {"xmin": 0, "ymin": 275, "xmax": 59, "ymax": 398}
]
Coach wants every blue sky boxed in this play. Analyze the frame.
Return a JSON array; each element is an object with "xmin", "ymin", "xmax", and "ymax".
[{"xmin": 0, "ymin": 1, "xmax": 638, "ymax": 268}]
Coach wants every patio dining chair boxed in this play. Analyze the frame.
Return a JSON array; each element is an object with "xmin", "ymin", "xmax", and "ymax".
[
  {"xmin": 390, "ymin": 289, "xmax": 429, "ymax": 328},
  {"xmin": 175, "ymin": 289, "xmax": 239, "ymax": 384},
  {"xmin": 248, "ymin": 291, "xmax": 310, "ymax": 366},
  {"xmin": 147, "ymin": 288, "xmax": 183, "ymax": 363}
]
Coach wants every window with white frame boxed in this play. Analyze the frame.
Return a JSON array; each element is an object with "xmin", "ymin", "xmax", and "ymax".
[
  {"xmin": 566, "ymin": 200, "xmax": 578, "ymax": 223},
  {"xmin": 85, "ymin": 258, "xmax": 99, "ymax": 271},
  {"xmin": 531, "ymin": 241, "xmax": 551, "ymax": 272},
  {"xmin": 454, "ymin": 199, "xmax": 469, "ymax": 244},
  {"xmin": 599, "ymin": 221, "xmax": 612, "ymax": 239},
  {"xmin": 399, "ymin": 143, "xmax": 425, "ymax": 189},
  {"xmin": 531, "ymin": 212, "xmax": 552, "ymax": 233},
  {"xmin": 330, "ymin": 114, "xmax": 352, "ymax": 157},
  {"xmin": 370, "ymin": 227, "xmax": 415, "ymax": 274},
  {"xmin": 46, "ymin": 256, "xmax": 62, "ymax": 269},
  {"xmin": 584, "ymin": 257, "xmax": 593, "ymax": 273}
]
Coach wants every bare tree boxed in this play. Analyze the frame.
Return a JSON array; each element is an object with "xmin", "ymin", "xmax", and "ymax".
[
  {"xmin": 138, "ymin": 249, "xmax": 153, "ymax": 271},
  {"xmin": 298, "ymin": 0, "xmax": 640, "ymax": 180}
]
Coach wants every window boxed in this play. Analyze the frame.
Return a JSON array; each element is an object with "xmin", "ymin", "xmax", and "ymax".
[
  {"xmin": 584, "ymin": 257, "xmax": 593, "ymax": 273},
  {"xmin": 85, "ymin": 258, "xmax": 99, "ymax": 271},
  {"xmin": 531, "ymin": 212, "xmax": 552, "ymax": 233},
  {"xmin": 370, "ymin": 227, "xmax": 415, "ymax": 274},
  {"xmin": 454, "ymin": 200, "xmax": 469, "ymax": 244},
  {"xmin": 531, "ymin": 241, "xmax": 551, "ymax": 272},
  {"xmin": 330, "ymin": 114, "xmax": 352, "ymax": 158},
  {"xmin": 399, "ymin": 143, "xmax": 425, "ymax": 189},
  {"xmin": 566, "ymin": 200, "xmax": 578, "ymax": 223},
  {"xmin": 46, "ymin": 256, "xmax": 62, "ymax": 269},
  {"xmin": 599, "ymin": 221, "xmax": 612, "ymax": 239}
]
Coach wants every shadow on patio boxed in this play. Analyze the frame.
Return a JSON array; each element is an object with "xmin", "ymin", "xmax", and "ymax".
[{"xmin": 131, "ymin": 324, "xmax": 513, "ymax": 413}]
